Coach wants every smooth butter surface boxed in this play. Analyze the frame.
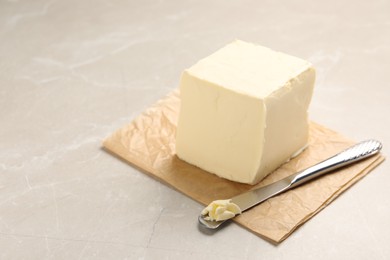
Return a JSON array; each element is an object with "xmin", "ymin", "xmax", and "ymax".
[{"xmin": 176, "ymin": 40, "xmax": 315, "ymax": 184}]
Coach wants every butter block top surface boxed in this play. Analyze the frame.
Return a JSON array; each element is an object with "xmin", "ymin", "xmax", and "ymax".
[{"xmin": 186, "ymin": 40, "xmax": 312, "ymax": 98}]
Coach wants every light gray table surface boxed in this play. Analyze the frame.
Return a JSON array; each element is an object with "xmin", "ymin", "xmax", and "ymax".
[{"xmin": 1, "ymin": 0, "xmax": 389, "ymax": 259}]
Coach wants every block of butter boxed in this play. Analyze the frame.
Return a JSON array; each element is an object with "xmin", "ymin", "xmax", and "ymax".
[{"xmin": 176, "ymin": 40, "xmax": 315, "ymax": 185}]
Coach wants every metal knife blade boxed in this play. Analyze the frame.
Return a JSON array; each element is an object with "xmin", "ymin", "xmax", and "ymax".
[{"xmin": 199, "ymin": 139, "xmax": 382, "ymax": 229}]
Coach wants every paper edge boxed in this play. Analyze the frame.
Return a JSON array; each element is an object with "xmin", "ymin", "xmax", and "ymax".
[
  {"xmin": 275, "ymin": 154, "xmax": 385, "ymax": 243},
  {"xmin": 103, "ymin": 130, "xmax": 385, "ymax": 244}
]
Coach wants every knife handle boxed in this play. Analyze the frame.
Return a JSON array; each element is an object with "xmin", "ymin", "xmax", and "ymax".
[{"xmin": 289, "ymin": 139, "xmax": 382, "ymax": 188}]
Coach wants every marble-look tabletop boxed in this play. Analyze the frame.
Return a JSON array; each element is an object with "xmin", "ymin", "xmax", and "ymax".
[{"xmin": 1, "ymin": 0, "xmax": 389, "ymax": 259}]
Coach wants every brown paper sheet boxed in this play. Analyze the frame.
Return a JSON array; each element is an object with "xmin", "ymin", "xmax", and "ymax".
[{"xmin": 103, "ymin": 90, "xmax": 384, "ymax": 243}]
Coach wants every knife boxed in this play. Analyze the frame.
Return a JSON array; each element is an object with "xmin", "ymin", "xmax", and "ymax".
[{"xmin": 198, "ymin": 139, "xmax": 382, "ymax": 229}]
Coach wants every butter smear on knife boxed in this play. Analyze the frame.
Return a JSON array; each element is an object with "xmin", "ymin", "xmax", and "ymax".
[{"xmin": 201, "ymin": 199, "xmax": 242, "ymax": 221}]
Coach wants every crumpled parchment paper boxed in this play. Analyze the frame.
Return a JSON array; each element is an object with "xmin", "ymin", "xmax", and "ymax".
[{"xmin": 103, "ymin": 89, "xmax": 384, "ymax": 243}]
